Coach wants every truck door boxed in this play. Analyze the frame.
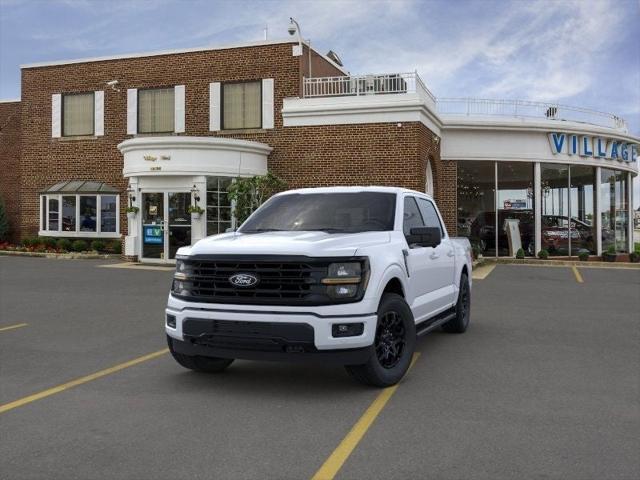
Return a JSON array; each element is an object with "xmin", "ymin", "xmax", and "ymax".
[
  {"xmin": 416, "ymin": 197, "xmax": 456, "ymax": 310},
  {"xmin": 402, "ymin": 195, "xmax": 440, "ymax": 322}
]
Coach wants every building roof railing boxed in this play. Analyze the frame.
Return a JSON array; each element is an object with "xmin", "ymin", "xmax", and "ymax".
[
  {"xmin": 437, "ymin": 98, "xmax": 628, "ymax": 132},
  {"xmin": 303, "ymin": 72, "xmax": 436, "ymax": 103},
  {"xmin": 302, "ymin": 74, "xmax": 628, "ymax": 132}
]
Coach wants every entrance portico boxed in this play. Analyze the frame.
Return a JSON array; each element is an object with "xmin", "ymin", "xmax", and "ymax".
[{"xmin": 118, "ymin": 136, "xmax": 271, "ymax": 262}]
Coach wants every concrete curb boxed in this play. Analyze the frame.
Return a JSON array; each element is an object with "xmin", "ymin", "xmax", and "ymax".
[
  {"xmin": 482, "ymin": 257, "xmax": 640, "ymax": 269},
  {"xmin": 0, "ymin": 250, "xmax": 120, "ymax": 260}
]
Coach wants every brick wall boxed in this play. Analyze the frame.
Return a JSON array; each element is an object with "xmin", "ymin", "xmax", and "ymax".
[
  {"xmin": 0, "ymin": 101, "xmax": 21, "ymax": 242},
  {"xmin": 14, "ymin": 41, "xmax": 445, "ymax": 242}
]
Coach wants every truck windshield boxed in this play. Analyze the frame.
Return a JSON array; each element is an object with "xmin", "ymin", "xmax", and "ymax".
[{"xmin": 239, "ymin": 192, "xmax": 397, "ymax": 234}]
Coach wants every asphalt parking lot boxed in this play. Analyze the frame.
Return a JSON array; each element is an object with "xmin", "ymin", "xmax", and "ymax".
[{"xmin": 1, "ymin": 257, "xmax": 639, "ymax": 480}]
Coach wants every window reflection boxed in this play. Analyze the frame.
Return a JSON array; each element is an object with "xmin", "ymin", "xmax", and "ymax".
[
  {"xmin": 79, "ymin": 196, "xmax": 97, "ymax": 232},
  {"xmin": 457, "ymin": 161, "xmax": 495, "ymax": 256},
  {"xmin": 497, "ymin": 163, "xmax": 534, "ymax": 256},
  {"xmin": 601, "ymin": 169, "xmax": 628, "ymax": 253}
]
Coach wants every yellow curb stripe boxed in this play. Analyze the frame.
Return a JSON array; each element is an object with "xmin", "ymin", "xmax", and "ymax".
[
  {"xmin": 572, "ymin": 265, "xmax": 584, "ymax": 283},
  {"xmin": 311, "ymin": 352, "xmax": 421, "ymax": 480},
  {"xmin": 0, "ymin": 348, "xmax": 169, "ymax": 415},
  {"xmin": 472, "ymin": 263, "xmax": 496, "ymax": 280},
  {"xmin": 0, "ymin": 323, "xmax": 28, "ymax": 333}
]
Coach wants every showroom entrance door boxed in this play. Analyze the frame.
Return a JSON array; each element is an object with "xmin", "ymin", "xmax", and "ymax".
[{"xmin": 141, "ymin": 192, "xmax": 191, "ymax": 262}]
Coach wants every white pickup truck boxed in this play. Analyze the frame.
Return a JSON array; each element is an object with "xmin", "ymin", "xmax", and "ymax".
[{"xmin": 166, "ymin": 187, "xmax": 472, "ymax": 387}]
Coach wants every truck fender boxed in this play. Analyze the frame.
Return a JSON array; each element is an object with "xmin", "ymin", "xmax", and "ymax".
[{"xmin": 369, "ymin": 263, "xmax": 410, "ymax": 305}]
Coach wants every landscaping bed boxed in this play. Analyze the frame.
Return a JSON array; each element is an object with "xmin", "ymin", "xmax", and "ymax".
[{"xmin": 0, "ymin": 237, "xmax": 122, "ymax": 259}]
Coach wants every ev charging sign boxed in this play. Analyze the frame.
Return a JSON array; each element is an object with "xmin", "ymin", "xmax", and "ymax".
[{"xmin": 548, "ymin": 132, "xmax": 638, "ymax": 164}]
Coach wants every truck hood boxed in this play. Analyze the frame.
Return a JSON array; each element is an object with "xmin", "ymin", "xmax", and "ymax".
[{"xmin": 182, "ymin": 231, "xmax": 391, "ymax": 257}]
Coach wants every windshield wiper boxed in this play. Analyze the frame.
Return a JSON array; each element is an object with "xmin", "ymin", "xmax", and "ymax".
[{"xmin": 303, "ymin": 228, "xmax": 349, "ymax": 233}]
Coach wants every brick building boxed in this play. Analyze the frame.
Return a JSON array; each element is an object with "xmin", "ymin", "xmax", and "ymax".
[{"xmin": 0, "ymin": 38, "xmax": 638, "ymax": 261}]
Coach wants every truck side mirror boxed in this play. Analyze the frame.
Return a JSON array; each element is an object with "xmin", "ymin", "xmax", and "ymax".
[{"xmin": 407, "ymin": 227, "xmax": 441, "ymax": 248}]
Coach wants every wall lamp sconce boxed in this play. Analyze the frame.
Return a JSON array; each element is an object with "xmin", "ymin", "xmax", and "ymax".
[
  {"xmin": 126, "ymin": 187, "xmax": 136, "ymax": 205},
  {"xmin": 191, "ymin": 185, "xmax": 201, "ymax": 203}
]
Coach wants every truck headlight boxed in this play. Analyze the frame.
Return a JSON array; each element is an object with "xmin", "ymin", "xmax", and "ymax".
[
  {"xmin": 172, "ymin": 258, "xmax": 194, "ymax": 295},
  {"xmin": 322, "ymin": 262, "xmax": 366, "ymax": 299}
]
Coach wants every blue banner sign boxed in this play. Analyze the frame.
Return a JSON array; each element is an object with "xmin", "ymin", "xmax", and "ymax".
[{"xmin": 144, "ymin": 226, "xmax": 163, "ymax": 245}]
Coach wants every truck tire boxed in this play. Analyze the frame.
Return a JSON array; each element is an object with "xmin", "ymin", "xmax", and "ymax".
[
  {"xmin": 442, "ymin": 272, "xmax": 470, "ymax": 333},
  {"xmin": 345, "ymin": 293, "xmax": 416, "ymax": 388},
  {"xmin": 167, "ymin": 335, "xmax": 234, "ymax": 373}
]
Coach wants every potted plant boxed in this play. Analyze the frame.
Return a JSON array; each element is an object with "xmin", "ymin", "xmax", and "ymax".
[
  {"xmin": 603, "ymin": 245, "xmax": 617, "ymax": 262},
  {"xmin": 577, "ymin": 251, "xmax": 590, "ymax": 262},
  {"xmin": 187, "ymin": 205, "xmax": 204, "ymax": 220},
  {"xmin": 515, "ymin": 248, "xmax": 525, "ymax": 259},
  {"xmin": 126, "ymin": 206, "xmax": 139, "ymax": 221},
  {"xmin": 629, "ymin": 245, "xmax": 640, "ymax": 263}
]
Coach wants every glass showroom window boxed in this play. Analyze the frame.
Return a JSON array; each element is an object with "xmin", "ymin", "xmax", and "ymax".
[
  {"xmin": 569, "ymin": 166, "xmax": 596, "ymax": 255},
  {"xmin": 206, "ymin": 177, "xmax": 233, "ymax": 235},
  {"xmin": 497, "ymin": 162, "xmax": 534, "ymax": 257},
  {"xmin": 457, "ymin": 161, "xmax": 496, "ymax": 257},
  {"xmin": 40, "ymin": 194, "xmax": 119, "ymax": 237},
  {"xmin": 541, "ymin": 164, "xmax": 570, "ymax": 256},
  {"xmin": 601, "ymin": 169, "xmax": 628, "ymax": 253},
  {"xmin": 138, "ymin": 88, "xmax": 175, "ymax": 133},
  {"xmin": 62, "ymin": 92, "xmax": 94, "ymax": 136},
  {"xmin": 222, "ymin": 81, "xmax": 261, "ymax": 130}
]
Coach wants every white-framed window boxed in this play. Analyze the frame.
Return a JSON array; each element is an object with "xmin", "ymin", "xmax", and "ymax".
[
  {"xmin": 222, "ymin": 81, "xmax": 262, "ymax": 130},
  {"xmin": 62, "ymin": 92, "xmax": 95, "ymax": 136},
  {"xmin": 137, "ymin": 87, "xmax": 175, "ymax": 134},
  {"xmin": 206, "ymin": 176, "xmax": 233, "ymax": 235},
  {"xmin": 39, "ymin": 193, "xmax": 120, "ymax": 238}
]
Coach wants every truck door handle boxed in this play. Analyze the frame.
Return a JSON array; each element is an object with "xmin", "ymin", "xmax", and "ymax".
[
  {"xmin": 430, "ymin": 252, "xmax": 439, "ymax": 260},
  {"xmin": 447, "ymin": 250, "xmax": 455, "ymax": 257}
]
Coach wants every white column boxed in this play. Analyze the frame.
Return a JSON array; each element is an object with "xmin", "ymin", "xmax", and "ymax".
[
  {"xmin": 124, "ymin": 177, "xmax": 139, "ymax": 258},
  {"xmin": 595, "ymin": 167, "xmax": 602, "ymax": 256},
  {"xmin": 191, "ymin": 175, "xmax": 207, "ymax": 245},
  {"xmin": 534, "ymin": 162, "xmax": 541, "ymax": 256},
  {"xmin": 628, "ymin": 172, "xmax": 634, "ymax": 253}
]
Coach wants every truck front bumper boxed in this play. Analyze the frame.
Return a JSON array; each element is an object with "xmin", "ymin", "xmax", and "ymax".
[{"xmin": 165, "ymin": 295, "xmax": 378, "ymax": 365}]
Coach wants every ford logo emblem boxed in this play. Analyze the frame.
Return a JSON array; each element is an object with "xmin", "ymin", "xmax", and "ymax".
[{"xmin": 229, "ymin": 273, "xmax": 259, "ymax": 288}]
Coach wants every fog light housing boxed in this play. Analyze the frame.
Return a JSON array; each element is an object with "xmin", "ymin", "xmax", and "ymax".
[
  {"xmin": 332, "ymin": 323, "xmax": 364, "ymax": 337},
  {"xmin": 166, "ymin": 314, "xmax": 176, "ymax": 328},
  {"xmin": 327, "ymin": 284, "xmax": 358, "ymax": 299}
]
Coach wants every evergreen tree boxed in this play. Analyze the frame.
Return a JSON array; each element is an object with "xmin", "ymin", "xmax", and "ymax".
[{"xmin": 0, "ymin": 196, "xmax": 9, "ymax": 241}]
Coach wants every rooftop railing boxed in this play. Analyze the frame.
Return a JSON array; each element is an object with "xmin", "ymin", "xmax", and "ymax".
[
  {"xmin": 301, "ymin": 74, "xmax": 627, "ymax": 132},
  {"xmin": 436, "ymin": 98, "xmax": 628, "ymax": 131},
  {"xmin": 303, "ymin": 72, "xmax": 436, "ymax": 103}
]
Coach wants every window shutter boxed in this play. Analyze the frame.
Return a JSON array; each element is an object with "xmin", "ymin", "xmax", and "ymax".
[
  {"xmin": 94, "ymin": 91, "xmax": 104, "ymax": 136},
  {"xmin": 127, "ymin": 88, "xmax": 137, "ymax": 135},
  {"xmin": 51, "ymin": 94, "xmax": 61, "ymax": 138},
  {"xmin": 262, "ymin": 78, "xmax": 274, "ymax": 129},
  {"xmin": 209, "ymin": 82, "xmax": 221, "ymax": 131},
  {"xmin": 174, "ymin": 85, "xmax": 185, "ymax": 133}
]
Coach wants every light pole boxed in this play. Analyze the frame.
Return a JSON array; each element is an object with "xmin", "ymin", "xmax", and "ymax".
[{"xmin": 288, "ymin": 17, "xmax": 311, "ymax": 78}]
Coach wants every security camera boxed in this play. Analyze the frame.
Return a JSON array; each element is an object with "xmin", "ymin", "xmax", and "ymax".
[
  {"xmin": 287, "ymin": 24, "xmax": 296, "ymax": 36},
  {"xmin": 106, "ymin": 80, "xmax": 118, "ymax": 86}
]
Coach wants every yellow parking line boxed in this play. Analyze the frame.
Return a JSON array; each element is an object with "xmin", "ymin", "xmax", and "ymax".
[
  {"xmin": 0, "ymin": 323, "xmax": 28, "ymax": 333},
  {"xmin": 0, "ymin": 348, "xmax": 169, "ymax": 415},
  {"xmin": 572, "ymin": 266, "xmax": 584, "ymax": 283},
  {"xmin": 311, "ymin": 352, "xmax": 421, "ymax": 480}
]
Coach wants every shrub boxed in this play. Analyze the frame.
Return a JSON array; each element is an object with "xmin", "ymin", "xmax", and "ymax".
[
  {"xmin": 227, "ymin": 172, "xmax": 287, "ymax": 225},
  {"xmin": 57, "ymin": 238, "xmax": 73, "ymax": 251},
  {"xmin": 90, "ymin": 240, "xmax": 106, "ymax": 252},
  {"xmin": 0, "ymin": 196, "xmax": 9, "ymax": 242},
  {"xmin": 40, "ymin": 237, "xmax": 58, "ymax": 249},
  {"xmin": 21, "ymin": 237, "xmax": 36, "ymax": 247},
  {"xmin": 471, "ymin": 244, "xmax": 483, "ymax": 259},
  {"xmin": 515, "ymin": 248, "xmax": 525, "ymax": 259},
  {"xmin": 578, "ymin": 251, "xmax": 589, "ymax": 261},
  {"xmin": 537, "ymin": 249, "xmax": 549, "ymax": 260},
  {"xmin": 71, "ymin": 239, "xmax": 88, "ymax": 252},
  {"xmin": 109, "ymin": 240, "xmax": 122, "ymax": 254},
  {"xmin": 606, "ymin": 244, "xmax": 616, "ymax": 255},
  {"xmin": 630, "ymin": 252, "xmax": 640, "ymax": 263}
]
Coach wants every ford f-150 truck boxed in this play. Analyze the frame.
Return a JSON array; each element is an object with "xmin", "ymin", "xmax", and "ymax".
[{"xmin": 166, "ymin": 187, "xmax": 472, "ymax": 387}]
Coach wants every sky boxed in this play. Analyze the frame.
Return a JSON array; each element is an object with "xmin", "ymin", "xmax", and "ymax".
[{"xmin": 1, "ymin": 0, "xmax": 639, "ymax": 203}]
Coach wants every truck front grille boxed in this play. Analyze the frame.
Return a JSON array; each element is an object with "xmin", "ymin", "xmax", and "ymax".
[{"xmin": 172, "ymin": 256, "xmax": 334, "ymax": 305}]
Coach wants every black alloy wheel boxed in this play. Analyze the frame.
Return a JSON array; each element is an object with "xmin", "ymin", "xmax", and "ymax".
[{"xmin": 375, "ymin": 311, "xmax": 406, "ymax": 369}]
